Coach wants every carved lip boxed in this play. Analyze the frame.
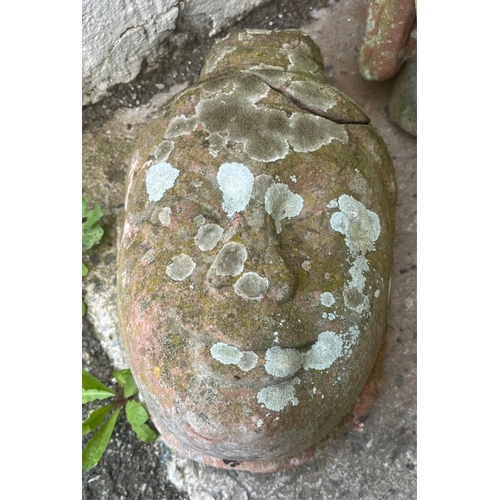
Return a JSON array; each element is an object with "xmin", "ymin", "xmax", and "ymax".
[
  {"xmin": 192, "ymin": 339, "xmax": 314, "ymax": 389},
  {"xmin": 200, "ymin": 361, "xmax": 303, "ymax": 389},
  {"xmin": 189, "ymin": 327, "xmax": 316, "ymax": 353}
]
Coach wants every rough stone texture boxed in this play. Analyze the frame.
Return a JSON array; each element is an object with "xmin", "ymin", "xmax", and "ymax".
[
  {"xmin": 389, "ymin": 60, "xmax": 417, "ymax": 136},
  {"xmin": 83, "ymin": 0, "xmax": 416, "ymax": 497},
  {"xmin": 83, "ymin": 83, "xmax": 189, "ymax": 369},
  {"xmin": 117, "ymin": 28, "xmax": 396, "ymax": 472},
  {"xmin": 358, "ymin": 0, "xmax": 417, "ymax": 82},
  {"xmin": 82, "ymin": 0, "xmax": 271, "ymax": 105}
]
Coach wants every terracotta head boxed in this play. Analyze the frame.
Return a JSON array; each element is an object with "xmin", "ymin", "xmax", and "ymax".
[{"xmin": 118, "ymin": 29, "xmax": 396, "ymax": 472}]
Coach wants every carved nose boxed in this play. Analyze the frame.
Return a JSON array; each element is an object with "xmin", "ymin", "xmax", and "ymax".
[
  {"xmin": 205, "ymin": 237, "xmax": 296, "ymax": 303},
  {"xmin": 261, "ymin": 242, "xmax": 297, "ymax": 303},
  {"xmin": 238, "ymin": 204, "xmax": 297, "ymax": 303}
]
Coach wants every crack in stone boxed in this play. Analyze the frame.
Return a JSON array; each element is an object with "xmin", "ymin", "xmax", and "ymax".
[{"xmin": 245, "ymin": 72, "xmax": 370, "ymax": 125}]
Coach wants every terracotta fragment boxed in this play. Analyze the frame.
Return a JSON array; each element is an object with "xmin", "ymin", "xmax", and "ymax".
[
  {"xmin": 389, "ymin": 59, "xmax": 417, "ymax": 136},
  {"xmin": 359, "ymin": 0, "xmax": 417, "ymax": 81}
]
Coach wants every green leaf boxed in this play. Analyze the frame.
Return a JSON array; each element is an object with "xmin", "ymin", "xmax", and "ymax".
[
  {"xmin": 124, "ymin": 373, "xmax": 138, "ymax": 398},
  {"xmin": 113, "ymin": 369, "xmax": 130, "ymax": 387},
  {"xmin": 82, "ymin": 369, "xmax": 116, "ymax": 394},
  {"xmin": 125, "ymin": 401, "xmax": 157, "ymax": 443},
  {"xmin": 83, "ymin": 199, "xmax": 103, "ymax": 227},
  {"xmin": 82, "ymin": 389, "xmax": 116, "ymax": 404},
  {"xmin": 125, "ymin": 400, "xmax": 148, "ymax": 427},
  {"xmin": 133, "ymin": 422, "xmax": 157, "ymax": 443},
  {"xmin": 82, "ymin": 404, "xmax": 113, "ymax": 436},
  {"xmin": 82, "ymin": 262, "xmax": 88, "ymax": 277},
  {"xmin": 82, "ymin": 407, "xmax": 121, "ymax": 471},
  {"xmin": 82, "ymin": 198, "xmax": 104, "ymax": 252},
  {"xmin": 113, "ymin": 369, "xmax": 138, "ymax": 398}
]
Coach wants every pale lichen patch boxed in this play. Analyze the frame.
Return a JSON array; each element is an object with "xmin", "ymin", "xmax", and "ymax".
[
  {"xmin": 329, "ymin": 196, "xmax": 381, "ymax": 316},
  {"xmin": 303, "ymin": 331, "xmax": 343, "ymax": 370},
  {"xmin": 288, "ymin": 113, "xmax": 348, "ymax": 152},
  {"xmin": 264, "ymin": 183, "xmax": 304, "ymax": 234},
  {"xmin": 164, "ymin": 114, "xmax": 198, "ymax": 139},
  {"xmin": 264, "ymin": 346, "xmax": 303, "ymax": 378},
  {"xmin": 195, "ymin": 224, "xmax": 223, "ymax": 251},
  {"xmin": 210, "ymin": 343, "xmax": 258, "ymax": 372},
  {"xmin": 287, "ymin": 42, "xmax": 323, "ymax": 79},
  {"xmin": 204, "ymin": 46, "xmax": 236, "ymax": 74},
  {"xmin": 249, "ymin": 64, "xmax": 286, "ymax": 72},
  {"xmin": 217, "ymin": 162, "xmax": 254, "ymax": 217},
  {"xmin": 210, "ymin": 342, "xmax": 243, "ymax": 365},
  {"xmin": 257, "ymin": 377, "xmax": 301, "ymax": 412},
  {"xmin": 343, "ymin": 288, "xmax": 369, "ymax": 314},
  {"xmin": 151, "ymin": 140, "xmax": 174, "ymax": 162},
  {"xmin": 302, "ymin": 260, "xmax": 312, "ymax": 271},
  {"xmin": 348, "ymin": 326, "xmax": 360, "ymax": 342},
  {"xmin": 145, "ymin": 162, "xmax": 180, "ymax": 202},
  {"xmin": 287, "ymin": 79, "xmax": 342, "ymax": 113},
  {"xmin": 158, "ymin": 207, "xmax": 172, "ymax": 226},
  {"xmin": 330, "ymin": 195, "xmax": 381, "ymax": 254},
  {"xmin": 194, "ymin": 215, "xmax": 206, "ymax": 226},
  {"xmin": 238, "ymin": 31, "xmax": 254, "ymax": 42},
  {"xmin": 348, "ymin": 256, "xmax": 369, "ymax": 290},
  {"xmin": 212, "ymin": 242, "xmax": 247, "ymax": 276},
  {"xmin": 166, "ymin": 254, "xmax": 196, "ymax": 281},
  {"xmin": 320, "ymin": 292, "xmax": 335, "ymax": 307},
  {"xmin": 244, "ymin": 28, "xmax": 271, "ymax": 35},
  {"xmin": 234, "ymin": 272, "xmax": 269, "ymax": 300},
  {"xmin": 237, "ymin": 351, "xmax": 259, "ymax": 371},
  {"xmin": 162, "ymin": 73, "xmax": 350, "ymax": 162},
  {"xmin": 322, "ymin": 312, "xmax": 336, "ymax": 320}
]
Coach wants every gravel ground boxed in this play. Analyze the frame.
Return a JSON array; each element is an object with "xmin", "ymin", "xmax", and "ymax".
[{"xmin": 82, "ymin": 1, "xmax": 333, "ymax": 498}]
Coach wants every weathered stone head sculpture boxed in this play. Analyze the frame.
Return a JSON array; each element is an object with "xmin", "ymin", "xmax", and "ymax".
[{"xmin": 117, "ymin": 29, "xmax": 396, "ymax": 472}]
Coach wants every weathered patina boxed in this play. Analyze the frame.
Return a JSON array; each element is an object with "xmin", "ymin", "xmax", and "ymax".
[{"xmin": 117, "ymin": 29, "xmax": 396, "ymax": 472}]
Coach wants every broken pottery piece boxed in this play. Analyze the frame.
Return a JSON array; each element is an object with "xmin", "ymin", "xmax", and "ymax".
[
  {"xmin": 117, "ymin": 29, "xmax": 397, "ymax": 472},
  {"xmin": 389, "ymin": 59, "xmax": 417, "ymax": 136},
  {"xmin": 359, "ymin": 0, "xmax": 417, "ymax": 82}
]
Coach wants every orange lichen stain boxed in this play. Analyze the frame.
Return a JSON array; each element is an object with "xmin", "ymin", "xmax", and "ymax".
[{"xmin": 153, "ymin": 366, "xmax": 161, "ymax": 377}]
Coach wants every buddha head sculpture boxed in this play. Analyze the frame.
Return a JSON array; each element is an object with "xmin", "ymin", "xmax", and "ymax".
[{"xmin": 117, "ymin": 29, "xmax": 396, "ymax": 472}]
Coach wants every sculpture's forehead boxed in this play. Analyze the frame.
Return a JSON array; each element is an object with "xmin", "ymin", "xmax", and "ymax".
[{"xmin": 154, "ymin": 72, "xmax": 350, "ymax": 165}]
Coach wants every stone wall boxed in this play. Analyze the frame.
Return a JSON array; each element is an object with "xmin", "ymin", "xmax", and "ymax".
[{"xmin": 82, "ymin": 0, "xmax": 270, "ymax": 105}]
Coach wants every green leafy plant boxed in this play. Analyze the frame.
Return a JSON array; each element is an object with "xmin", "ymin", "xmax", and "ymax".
[
  {"xmin": 82, "ymin": 368, "xmax": 157, "ymax": 471},
  {"xmin": 82, "ymin": 197, "xmax": 104, "ymax": 314}
]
